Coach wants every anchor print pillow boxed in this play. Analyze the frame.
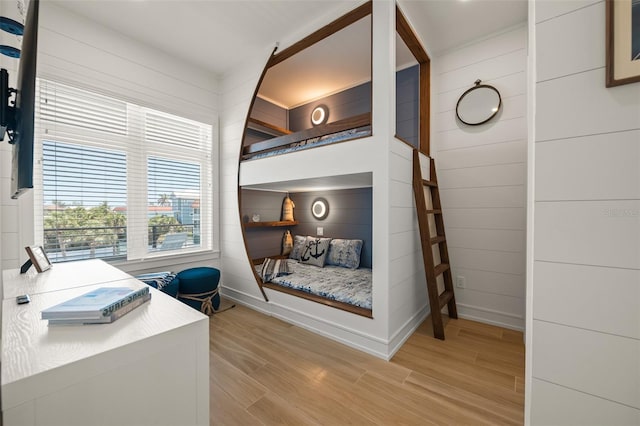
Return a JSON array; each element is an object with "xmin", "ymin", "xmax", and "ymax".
[{"xmin": 299, "ymin": 237, "xmax": 331, "ymax": 267}]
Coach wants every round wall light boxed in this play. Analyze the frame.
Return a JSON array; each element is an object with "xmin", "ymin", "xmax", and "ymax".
[
  {"xmin": 311, "ymin": 198, "xmax": 329, "ymax": 220},
  {"xmin": 311, "ymin": 105, "xmax": 328, "ymax": 126}
]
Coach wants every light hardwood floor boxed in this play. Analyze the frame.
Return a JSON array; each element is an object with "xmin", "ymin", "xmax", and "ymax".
[{"xmin": 210, "ymin": 305, "xmax": 525, "ymax": 425}]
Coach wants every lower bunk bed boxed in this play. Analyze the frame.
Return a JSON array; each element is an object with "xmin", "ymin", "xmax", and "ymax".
[{"xmin": 253, "ymin": 237, "xmax": 372, "ymax": 318}]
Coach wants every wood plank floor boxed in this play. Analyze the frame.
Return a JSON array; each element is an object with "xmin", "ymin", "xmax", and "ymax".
[{"xmin": 209, "ymin": 305, "xmax": 525, "ymax": 425}]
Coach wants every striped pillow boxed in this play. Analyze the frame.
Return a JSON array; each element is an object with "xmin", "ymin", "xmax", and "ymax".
[{"xmin": 259, "ymin": 258, "xmax": 290, "ymax": 282}]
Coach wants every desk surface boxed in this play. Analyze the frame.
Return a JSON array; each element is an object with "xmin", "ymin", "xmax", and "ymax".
[
  {"xmin": 2, "ymin": 259, "xmax": 131, "ymax": 300},
  {"xmin": 1, "ymin": 260, "xmax": 208, "ymax": 412}
]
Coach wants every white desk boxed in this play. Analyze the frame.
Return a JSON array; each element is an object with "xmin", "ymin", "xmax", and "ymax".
[
  {"xmin": 1, "ymin": 260, "xmax": 209, "ymax": 426},
  {"xmin": 2, "ymin": 259, "xmax": 132, "ymax": 300}
]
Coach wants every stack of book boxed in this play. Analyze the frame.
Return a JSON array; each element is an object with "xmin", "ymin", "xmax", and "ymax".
[{"xmin": 41, "ymin": 286, "xmax": 151, "ymax": 325}]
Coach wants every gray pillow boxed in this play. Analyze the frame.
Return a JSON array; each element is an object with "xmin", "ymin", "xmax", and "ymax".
[
  {"xmin": 289, "ymin": 235, "xmax": 307, "ymax": 260},
  {"xmin": 326, "ymin": 239, "xmax": 363, "ymax": 269},
  {"xmin": 299, "ymin": 237, "xmax": 331, "ymax": 267}
]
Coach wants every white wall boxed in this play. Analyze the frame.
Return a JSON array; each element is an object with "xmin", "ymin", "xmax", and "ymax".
[
  {"xmin": 431, "ymin": 25, "xmax": 528, "ymax": 330},
  {"xmin": 0, "ymin": 2, "xmax": 220, "ymax": 280},
  {"xmin": 530, "ymin": 1, "xmax": 640, "ymax": 424}
]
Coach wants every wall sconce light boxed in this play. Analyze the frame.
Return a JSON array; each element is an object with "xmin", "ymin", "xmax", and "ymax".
[
  {"xmin": 311, "ymin": 198, "xmax": 329, "ymax": 220},
  {"xmin": 311, "ymin": 105, "xmax": 328, "ymax": 126}
]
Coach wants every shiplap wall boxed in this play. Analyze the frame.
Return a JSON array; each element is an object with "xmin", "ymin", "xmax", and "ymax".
[
  {"xmin": 289, "ymin": 83, "xmax": 371, "ymax": 132},
  {"xmin": 396, "ymin": 65, "xmax": 419, "ymax": 147},
  {"xmin": 431, "ymin": 25, "xmax": 527, "ymax": 330},
  {"xmin": 531, "ymin": 1, "xmax": 640, "ymax": 423},
  {"xmin": 290, "ymin": 188, "xmax": 373, "ymax": 268},
  {"xmin": 388, "ymin": 139, "xmax": 429, "ymax": 337},
  {"xmin": 0, "ymin": 2, "xmax": 220, "ymax": 282}
]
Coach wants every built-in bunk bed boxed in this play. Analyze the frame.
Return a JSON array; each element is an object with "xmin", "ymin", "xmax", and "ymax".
[
  {"xmin": 238, "ymin": 2, "xmax": 375, "ymax": 317},
  {"xmin": 242, "ymin": 184, "xmax": 373, "ymax": 317}
]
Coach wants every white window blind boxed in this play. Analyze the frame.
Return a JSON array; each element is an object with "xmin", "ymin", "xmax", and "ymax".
[{"xmin": 35, "ymin": 79, "xmax": 214, "ymax": 263}]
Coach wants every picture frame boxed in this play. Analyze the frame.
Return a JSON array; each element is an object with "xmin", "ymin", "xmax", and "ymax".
[
  {"xmin": 606, "ymin": 0, "xmax": 640, "ymax": 87},
  {"xmin": 25, "ymin": 245, "xmax": 52, "ymax": 273}
]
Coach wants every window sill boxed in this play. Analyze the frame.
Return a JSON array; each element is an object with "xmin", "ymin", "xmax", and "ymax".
[{"xmin": 110, "ymin": 249, "xmax": 221, "ymax": 275}]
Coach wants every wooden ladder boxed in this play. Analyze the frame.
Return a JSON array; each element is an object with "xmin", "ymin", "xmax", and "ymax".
[{"xmin": 412, "ymin": 149, "xmax": 458, "ymax": 340}]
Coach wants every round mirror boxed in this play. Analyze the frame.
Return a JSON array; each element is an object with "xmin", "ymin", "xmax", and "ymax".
[
  {"xmin": 456, "ymin": 80, "xmax": 501, "ymax": 126},
  {"xmin": 311, "ymin": 105, "xmax": 328, "ymax": 126},
  {"xmin": 311, "ymin": 198, "xmax": 329, "ymax": 220}
]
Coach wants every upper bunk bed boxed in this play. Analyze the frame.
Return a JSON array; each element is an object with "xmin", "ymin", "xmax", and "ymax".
[
  {"xmin": 242, "ymin": 113, "xmax": 371, "ymax": 161},
  {"xmin": 239, "ymin": 2, "xmax": 373, "ymax": 163}
]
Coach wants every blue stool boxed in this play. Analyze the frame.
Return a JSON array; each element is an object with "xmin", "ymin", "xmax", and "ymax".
[{"xmin": 176, "ymin": 267, "xmax": 220, "ymax": 315}]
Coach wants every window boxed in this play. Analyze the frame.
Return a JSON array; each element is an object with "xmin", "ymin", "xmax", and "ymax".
[{"xmin": 35, "ymin": 80, "xmax": 214, "ymax": 262}]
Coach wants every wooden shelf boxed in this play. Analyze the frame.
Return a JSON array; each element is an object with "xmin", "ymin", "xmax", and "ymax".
[{"xmin": 244, "ymin": 220, "xmax": 298, "ymax": 228}]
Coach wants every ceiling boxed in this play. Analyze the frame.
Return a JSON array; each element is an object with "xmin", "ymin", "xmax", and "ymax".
[{"xmin": 51, "ymin": 0, "xmax": 527, "ymax": 107}]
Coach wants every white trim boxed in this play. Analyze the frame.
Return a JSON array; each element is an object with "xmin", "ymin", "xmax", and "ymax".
[
  {"xmin": 221, "ymin": 286, "xmax": 394, "ymax": 359},
  {"xmin": 386, "ymin": 303, "xmax": 430, "ymax": 360}
]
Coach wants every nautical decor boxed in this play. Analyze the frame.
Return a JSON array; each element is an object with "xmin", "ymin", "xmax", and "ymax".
[
  {"xmin": 281, "ymin": 230, "xmax": 293, "ymax": 256},
  {"xmin": 282, "ymin": 193, "xmax": 295, "ymax": 221}
]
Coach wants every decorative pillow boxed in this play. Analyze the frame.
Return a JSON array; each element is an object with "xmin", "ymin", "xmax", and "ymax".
[
  {"xmin": 299, "ymin": 237, "xmax": 331, "ymax": 267},
  {"xmin": 326, "ymin": 239, "xmax": 363, "ymax": 269},
  {"xmin": 260, "ymin": 258, "xmax": 290, "ymax": 282},
  {"xmin": 136, "ymin": 271, "xmax": 179, "ymax": 298},
  {"xmin": 289, "ymin": 235, "xmax": 307, "ymax": 260}
]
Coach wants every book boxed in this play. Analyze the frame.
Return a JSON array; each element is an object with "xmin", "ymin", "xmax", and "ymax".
[
  {"xmin": 47, "ymin": 293, "xmax": 152, "ymax": 325},
  {"xmin": 41, "ymin": 286, "xmax": 150, "ymax": 320}
]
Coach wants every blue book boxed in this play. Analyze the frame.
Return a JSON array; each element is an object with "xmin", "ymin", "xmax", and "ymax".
[
  {"xmin": 47, "ymin": 293, "xmax": 152, "ymax": 325},
  {"xmin": 41, "ymin": 286, "xmax": 150, "ymax": 320}
]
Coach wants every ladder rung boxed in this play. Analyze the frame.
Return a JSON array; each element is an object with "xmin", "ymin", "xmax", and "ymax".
[
  {"xmin": 434, "ymin": 263, "xmax": 450, "ymax": 276},
  {"xmin": 430, "ymin": 236, "xmax": 446, "ymax": 245},
  {"xmin": 425, "ymin": 209, "xmax": 442, "ymax": 215},
  {"xmin": 439, "ymin": 290, "xmax": 454, "ymax": 309},
  {"xmin": 422, "ymin": 179, "xmax": 438, "ymax": 187}
]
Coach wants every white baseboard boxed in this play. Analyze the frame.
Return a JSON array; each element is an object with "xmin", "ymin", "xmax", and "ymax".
[
  {"xmin": 220, "ymin": 287, "xmax": 425, "ymax": 360},
  {"xmin": 386, "ymin": 304, "xmax": 430, "ymax": 360},
  {"xmin": 457, "ymin": 303, "xmax": 525, "ymax": 332}
]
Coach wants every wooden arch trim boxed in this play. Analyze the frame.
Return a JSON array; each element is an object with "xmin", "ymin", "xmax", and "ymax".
[
  {"xmin": 396, "ymin": 5, "xmax": 431, "ymax": 156},
  {"xmin": 267, "ymin": 1, "xmax": 372, "ymax": 69}
]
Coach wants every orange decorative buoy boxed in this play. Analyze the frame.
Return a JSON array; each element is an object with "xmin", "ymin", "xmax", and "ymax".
[
  {"xmin": 281, "ymin": 230, "xmax": 293, "ymax": 256},
  {"xmin": 282, "ymin": 194, "xmax": 295, "ymax": 221}
]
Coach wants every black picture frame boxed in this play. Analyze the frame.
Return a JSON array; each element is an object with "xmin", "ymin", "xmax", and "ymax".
[{"xmin": 25, "ymin": 245, "xmax": 52, "ymax": 273}]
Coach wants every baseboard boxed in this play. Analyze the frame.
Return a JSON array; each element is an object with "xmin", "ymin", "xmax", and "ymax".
[
  {"xmin": 219, "ymin": 287, "xmax": 270, "ymax": 315},
  {"xmin": 386, "ymin": 304, "xmax": 430, "ymax": 361},
  {"xmin": 221, "ymin": 286, "xmax": 391, "ymax": 359},
  {"xmin": 267, "ymin": 298, "xmax": 390, "ymax": 360},
  {"xmin": 457, "ymin": 303, "xmax": 525, "ymax": 332}
]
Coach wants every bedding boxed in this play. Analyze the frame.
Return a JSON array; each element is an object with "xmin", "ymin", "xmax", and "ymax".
[
  {"xmin": 244, "ymin": 125, "xmax": 372, "ymax": 160},
  {"xmin": 258, "ymin": 259, "xmax": 372, "ymax": 310}
]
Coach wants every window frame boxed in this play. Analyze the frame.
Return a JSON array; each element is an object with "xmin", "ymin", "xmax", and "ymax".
[{"xmin": 34, "ymin": 78, "xmax": 218, "ymax": 265}]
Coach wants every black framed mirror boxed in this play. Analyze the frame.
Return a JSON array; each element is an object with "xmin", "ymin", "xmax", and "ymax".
[{"xmin": 456, "ymin": 79, "xmax": 501, "ymax": 126}]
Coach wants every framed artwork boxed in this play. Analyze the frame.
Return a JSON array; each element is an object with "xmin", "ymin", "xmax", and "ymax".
[
  {"xmin": 25, "ymin": 245, "xmax": 52, "ymax": 273},
  {"xmin": 606, "ymin": 0, "xmax": 640, "ymax": 87}
]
